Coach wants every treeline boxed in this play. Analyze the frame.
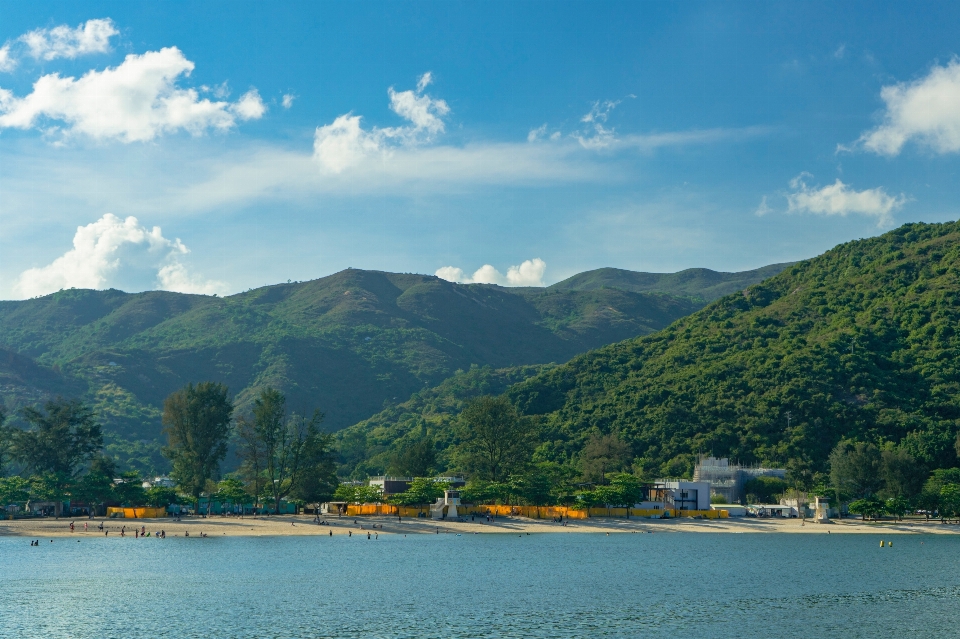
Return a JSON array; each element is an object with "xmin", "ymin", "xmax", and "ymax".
[{"xmin": 0, "ymin": 383, "xmax": 337, "ymax": 515}]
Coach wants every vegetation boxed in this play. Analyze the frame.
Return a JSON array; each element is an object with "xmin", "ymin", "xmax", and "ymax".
[
  {"xmin": 0, "ymin": 266, "xmax": 777, "ymax": 473},
  {"xmin": 162, "ymin": 382, "xmax": 234, "ymax": 509}
]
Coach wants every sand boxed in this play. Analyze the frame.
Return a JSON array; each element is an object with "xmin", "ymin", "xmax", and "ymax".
[{"xmin": 2, "ymin": 514, "xmax": 959, "ymax": 538}]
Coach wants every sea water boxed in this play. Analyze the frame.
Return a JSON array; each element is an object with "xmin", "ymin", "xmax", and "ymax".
[{"xmin": 1, "ymin": 531, "xmax": 959, "ymax": 638}]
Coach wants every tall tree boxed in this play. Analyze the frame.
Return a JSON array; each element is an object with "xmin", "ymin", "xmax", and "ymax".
[
  {"xmin": 829, "ymin": 440, "xmax": 882, "ymax": 515},
  {"xmin": 456, "ymin": 395, "xmax": 534, "ymax": 482},
  {"xmin": 162, "ymin": 382, "xmax": 233, "ymax": 509},
  {"xmin": 238, "ymin": 388, "xmax": 328, "ymax": 514},
  {"xmin": 12, "ymin": 397, "xmax": 102, "ymax": 516},
  {"xmin": 289, "ymin": 426, "xmax": 338, "ymax": 513},
  {"xmin": 880, "ymin": 448, "xmax": 926, "ymax": 499},
  {"xmin": 236, "ymin": 414, "xmax": 268, "ymax": 511},
  {"xmin": 13, "ymin": 398, "xmax": 102, "ymax": 476},
  {"xmin": 581, "ymin": 431, "xmax": 632, "ymax": 484},
  {"xmin": 388, "ymin": 432, "xmax": 437, "ymax": 477}
]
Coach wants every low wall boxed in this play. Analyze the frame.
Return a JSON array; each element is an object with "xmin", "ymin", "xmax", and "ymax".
[
  {"xmin": 341, "ymin": 504, "xmax": 728, "ymax": 519},
  {"xmin": 106, "ymin": 507, "xmax": 168, "ymax": 519}
]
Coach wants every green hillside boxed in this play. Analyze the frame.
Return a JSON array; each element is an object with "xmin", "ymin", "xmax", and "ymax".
[
  {"xmin": 501, "ymin": 222, "xmax": 960, "ymax": 478},
  {"xmin": 3, "ymin": 264, "xmax": 786, "ymax": 472},
  {"xmin": 336, "ymin": 364, "xmax": 550, "ymax": 479},
  {"xmin": 549, "ymin": 263, "xmax": 793, "ymax": 301}
]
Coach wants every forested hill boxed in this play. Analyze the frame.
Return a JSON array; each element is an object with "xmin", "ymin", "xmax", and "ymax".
[
  {"xmin": 549, "ymin": 263, "xmax": 792, "ymax": 301},
  {"xmin": 0, "ymin": 264, "xmax": 784, "ymax": 472},
  {"xmin": 504, "ymin": 221, "xmax": 960, "ymax": 479}
]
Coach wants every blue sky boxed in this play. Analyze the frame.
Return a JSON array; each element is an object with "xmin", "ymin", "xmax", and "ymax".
[{"xmin": 2, "ymin": 1, "xmax": 960, "ymax": 298}]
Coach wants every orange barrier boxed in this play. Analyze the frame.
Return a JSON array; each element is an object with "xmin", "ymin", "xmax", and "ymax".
[
  {"xmin": 340, "ymin": 503, "xmax": 727, "ymax": 519},
  {"xmin": 106, "ymin": 507, "xmax": 168, "ymax": 518}
]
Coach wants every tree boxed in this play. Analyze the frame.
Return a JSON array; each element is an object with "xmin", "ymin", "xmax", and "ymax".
[
  {"xmin": 388, "ymin": 433, "xmax": 437, "ymax": 477},
  {"xmin": 288, "ymin": 429, "xmax": 338, "ymax": 513},
  {"xmin": 608, "ymin": 473, "xmax": 645, "ymax": 517},
  {"xmin": 880, "ymin": 448, "xmax": 926, "ymax": 499},
  {"xmin": 884, "ymin": 496, "xmax": 909, "ymax": 521},
  {"xmin": 214, "ymin": 478, "xmax": 248, "ymax": 513},
  {"xmin": 847, "ymin": 497, "xmax": 883, "ymax": 521},
  {"xmin": 0, "ymin": 404, "xmax": 13, "ymax": 476},
  {"xmin": 744, "ymin": 476, "xmax": 788, "ymax": 503},
  {"xmin": 333, "ymin": 484, "xmax": 383, "ymax": 505},
  {"xmin": 162, "ymin": 382, "xmax": 234, "ymax": 510},
  {"xmin": 457, "ymin": 396, "xmax": 534, "ymax": 482},
  {"xmin": 73, "ymin": 456, "xmax": 116, "ymax": 514},
  {"xmin": 145, "ymin": 486, "xmax": 179, "ymax": 508},
  {"xmin": 829, "ymin": 440, "xmax": 882, "ymax": 516},
  {"xmin": 939, "ymin": 484, "xmax": 960, "ymax": 522},
  {"xmin": 113, "ymin": 471, "xmax": 147, "ymax": 506},
  {"xmin": 389, "ymin": 477, "xmax": 446, "ymax": 513},
  {"xmin": 236, "ymin": 414, "xmax": 268, "ymax": 512},
  {"xmin": 237, "ymin": 388, "xmax": 328, "ymax": 514},
  {"xmin": 460, "ymin": 479, "xmax": 508, "ymax": 506},
  {"xmin": 0, "ymin": 476, "xmax": 30, "ymax": 506},
  {"xmin": 13, "ymin": 398, "xmax": 102, "ymax": 477},
  {"xmin": 508, "ymin": 467, "xmax": 554, "ymax": 514},
  {"xmin": 581, "ymin": 432, "xmax": 632, "ymax": 484}
]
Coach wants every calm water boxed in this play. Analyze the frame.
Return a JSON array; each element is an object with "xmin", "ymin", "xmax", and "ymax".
[{"xmin": 2, "ymin": 531, "xmax": 959, "ymax": 638}]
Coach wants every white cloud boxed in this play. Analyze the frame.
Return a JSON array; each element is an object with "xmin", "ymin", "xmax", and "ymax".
[
  {"xmin": 313, "ymin": 72, "xmax": 449, "ymax": 173},
  {"xmin": 755, "ymin": 195, "xmax": 772, "ymax": 217},
  {"xmin": 786, "ymin": 174, "xmax": 905, "ymax": 227},
  {"xmin": 435, "ymin": 258, "xmax": 546, "ymax": 286},
  {"xmin": 859, "ymin": 59, "xmax": 960, "ymax": 156},
  {"xmin": 0, "ymin": 46, "xmax": 266, "ymax": 142},
  {"xmin": 21, "ymin": 18, "xmax": 118, "ymax": 61},
  {"xmin": 0, "ymin": 44, "xmax": 15, "ymax": 73},
  {"xmin": 282, "ymin": 93, "xmax": 295, "ymax": 109},
  {"xmin": 14, "ymin": 213, "xmax": 226, "ymax": 298},
  {"xmin": 575, "ymin": 100, "xmax": 620, "ymax": 149}
]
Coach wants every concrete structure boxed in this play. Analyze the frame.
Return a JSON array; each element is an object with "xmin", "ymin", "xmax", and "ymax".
[
  {"xmin": 813, "ymin": 496, "xmax": 831, "ymax": 523},
  {"xmin": 431, "ymin": 489, "xmax": 461, "ymax": 519},
  {"xmin": 141, "ymin": 476, "xmax": 176, "ymax": 489},
  {"xmin": 693, "ymin": 456, "xmax": 786, "ymax": 504}
]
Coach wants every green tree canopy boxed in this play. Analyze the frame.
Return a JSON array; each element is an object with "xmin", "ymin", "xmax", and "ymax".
[
  {"xmin": 389, "ymin": 477, "xmax": 446, "ymax": 508},
  {"xmin": 162, "ymin": 382, "xmax": 233, "ymax": 507},
  {"xmin": 456, "ymin": 395, "xmax": 534, "ymax": 482},
  {"xmin": 13, "ymin": 397, "xmax": 102, "ymax": 477},
  {"xmin": 829, "ymin": 440, "xmax": 882, "ymax": 501}
]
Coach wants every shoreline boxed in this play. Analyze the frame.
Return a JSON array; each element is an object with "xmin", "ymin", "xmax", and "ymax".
[{"xmin": 2, "ymin": 514, "xmax": 959, "ymax": 538}]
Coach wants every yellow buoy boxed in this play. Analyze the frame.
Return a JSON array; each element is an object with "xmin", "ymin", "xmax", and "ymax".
[
  {"xmin": 880, "ymin": 540, "xmax": 884, "ymax": 547},
  {"xmin": 889, "ymin": 541, "xmax": 893, "ymax": 548}
]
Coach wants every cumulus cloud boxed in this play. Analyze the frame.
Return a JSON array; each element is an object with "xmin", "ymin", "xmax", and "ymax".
[
  {"xmin": 282, "ymin": 93, "xmax": 295, "ymax": 109},
  {"xmin": 0, "ymin": 44, "xmax": 15, "ymax": 73},
  {"xmin": 0, "ymin": 46, "xmax": 266, "ymax": 142},
  {"xmin": 786, "ymin": 173, "xmax": 905, "ymax": 227},
  {"xmin": 14, "ymin": 213, "xmax": 226, "ymax": 298},
  {"xmin": 435, "ymin": 258, "xmax": 546, "ymax": 287},
  {"xmin": 858, "ymin": 59, "xmax": 960, "ymax": 156},
  {"xmin": 313, "ymin": 72, "xmax": 450, "ymax": 173},
  {"xmin": 755, "ymin": 195, "xmax": 772, "ymax": 217},
  {"xmin": 21, "ymin": 18, "xmax": 118, "ymax": 61}
]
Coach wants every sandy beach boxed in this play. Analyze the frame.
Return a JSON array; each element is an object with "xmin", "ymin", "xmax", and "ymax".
[{"xmin": 2, "ymin": 514, "xmax": 959, "ymax": 538}]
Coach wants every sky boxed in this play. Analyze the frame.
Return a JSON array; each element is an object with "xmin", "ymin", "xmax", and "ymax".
[{"xmin": 2, "ymin": 1, "xmax": 960, "ymax": 299}]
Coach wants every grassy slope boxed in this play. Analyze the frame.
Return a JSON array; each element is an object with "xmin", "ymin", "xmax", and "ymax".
[
  {"xmin": 1, "ymin": 265, "xmax": 788, "ymax": 472},
  {"xmin": 503, "ymin": 222, "xmax": 960, "ymax": 477},
  {"xmin": 549, "ymin": 263, "xmax": 793, "ymax": 301}
]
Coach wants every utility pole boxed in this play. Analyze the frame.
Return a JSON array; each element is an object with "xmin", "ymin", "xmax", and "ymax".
[{"xmin": 785, "ymin": 411, "xmax": 793, "ymax": 431}]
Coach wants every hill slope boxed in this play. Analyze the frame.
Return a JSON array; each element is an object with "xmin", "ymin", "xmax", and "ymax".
[
  {"xmin": 502, "ymin": 222, "xmax": 960, "ymax": 478},
  {"xmin": 549, "ymin": 263, "xmax": 793, "ymax": 301}
]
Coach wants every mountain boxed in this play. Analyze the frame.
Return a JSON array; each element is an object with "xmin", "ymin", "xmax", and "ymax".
[
  {"xmin": 0, "ymin": 262, "xmax": 789, "ymax": 474},
  {"xmin": 494, "ymin": 221, "xmax": 960, "ymax": 479},
  {"xmin": 548, "ymin": 263, "xmax": 793, "ymax": 301}
]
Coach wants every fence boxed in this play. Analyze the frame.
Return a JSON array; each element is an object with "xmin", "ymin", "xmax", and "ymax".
[
  {"xmin": 341, "ymin": 504, "xmax": 728, "ymax": 519},
  {"xmin": 105, "ymin": 507, "xmax": 168, "ymax": 519}
]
